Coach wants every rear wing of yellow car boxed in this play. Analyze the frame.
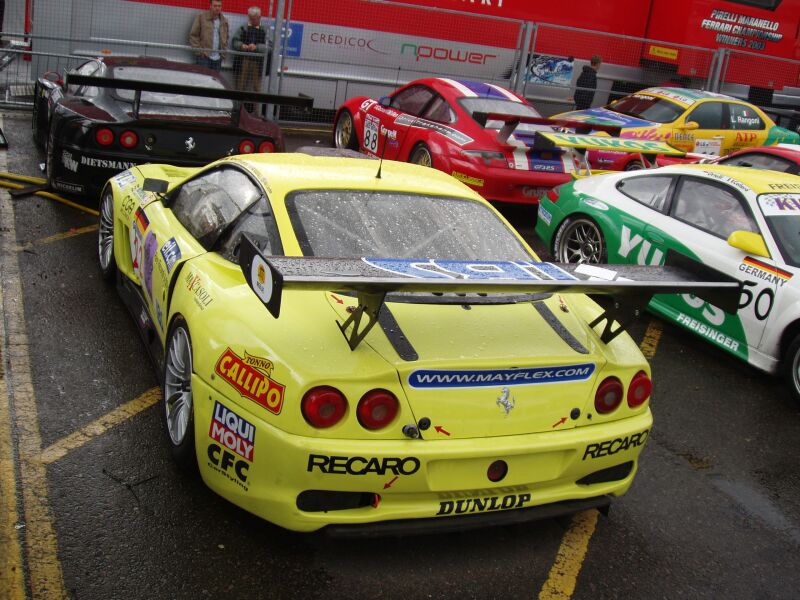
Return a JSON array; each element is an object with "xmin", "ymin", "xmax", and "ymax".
[
  {"xmin": 239, "ymin": 235, "xmax": 740, "ymax": 350},
  {"xmin": 532, "ymin": 131, "xmax": 686, "ymax": 156},
  {"xmin": 66, "ymin": 74, "xmax": 314, "ymax": 121},
  {"xmin": 472, "ymin": 111, "xmax": 622, "ymax": 144}
]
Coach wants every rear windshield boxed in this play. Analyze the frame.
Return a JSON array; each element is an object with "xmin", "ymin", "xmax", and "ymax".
[
  {"xmin": 606, "ymin": 93, "xmax": 684, "ymax": 123},
  {"xmin": 111, "ymin": 66, "xmax": 233, "ymax": 113},
  {"xmin": 459, "ymin": 98, "xmax": 551, "ymax": 134},
  {"xmin": 286, "ymin": 190, "xmax": 531, "ymax": 261}
]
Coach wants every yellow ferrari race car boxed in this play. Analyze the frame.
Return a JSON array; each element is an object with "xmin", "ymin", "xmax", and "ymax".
[{"xmin": 98, "ymin": 151, "xmax": 738, "ymax": 533}]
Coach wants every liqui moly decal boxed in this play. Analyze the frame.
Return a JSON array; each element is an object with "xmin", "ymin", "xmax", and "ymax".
[
  {"xmin": 209, "ymin": 401, "xmax": 256, "ymax": 462},
  {"xmin": 408, "ymin": 364, "xmax": 596, "ymax": 388}
]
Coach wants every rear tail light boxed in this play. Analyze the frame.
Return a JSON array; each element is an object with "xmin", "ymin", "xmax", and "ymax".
[
  {"xmin": 595, "ymin": 377, "xmax": 623, "ymax": 414},
  {"xmin": 239, "ymin": 139, "xmax": 256, "ymax": 154},
  {"xmin": 119, "ymin": 130, "xmax": 138, "ymax": 149},
  {"xmin": 627, "ymin": 371, "xmax": 652, "ymax": 408},
  {"xmin": 258, "ymin": 140, "xmax": 275, "ymax": 153},
  {"xmin": 302, "ymin": 386, "xmax": 347, "ymax": 428},
  {"xmin": 487, "ymin": 460, "xmax": 508, "ymax": 482},
  {"xmin": 95, "ymin": 127, "xmax": 114, "ymax": 146},
  {"xmin": 356, "ymin": 389, "xmax": 399, "ymax": 430}
]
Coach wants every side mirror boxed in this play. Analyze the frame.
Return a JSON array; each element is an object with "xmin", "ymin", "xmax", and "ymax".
[
  {"xmin": 727, "ymin": 230, "xmax": 770, "ymax": 258},
  {"xmin": 379, "ymin": 96, "xmax": 391, "ymax": 107},
  {"xmin": 681, "ymin": 121, "xmax": 700, "ymax": 131},
  {"xmin": 143, "ymin": 178, "xmax": 169, "ymax": 194}
]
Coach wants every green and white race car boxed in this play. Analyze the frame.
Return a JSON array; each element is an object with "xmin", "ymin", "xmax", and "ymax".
[{"xmin": 535, "ymin": 164, "xmax": 800, "ymax": 401}]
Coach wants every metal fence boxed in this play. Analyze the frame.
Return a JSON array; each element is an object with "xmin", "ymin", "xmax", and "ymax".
[{"xmin": 0, "ymin": 0, "xmax": 796, "ymax": 128}]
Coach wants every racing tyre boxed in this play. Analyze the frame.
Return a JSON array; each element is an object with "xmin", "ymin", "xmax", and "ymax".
[
  {"xmin": 163, "ymin": 317, "xmax": 197, "ymax": 471},
  {"xmin": 97, "ymin": 187, "xmax": 117, "ymax": 280},
  {"xmin": 554, "ymin": 216, "xmax": 606, "ymax": 264},
  {"xmin": 334, "ymin": 109, "xmax": 358, "ymax": 150},
  {"xmin": 624, "ymin": 160, "xmax": 645, "ymax": 171},
  {"xmin": 409, "ymin": 144, "xmax": 433, "ymax": 168},
  {"xmin": 783, "ymin": 334, "xmax": 800, "ymax": 406}
]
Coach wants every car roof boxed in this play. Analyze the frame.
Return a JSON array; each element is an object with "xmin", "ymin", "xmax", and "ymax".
[
  {"xmin": 411, "ymin": 77, "xmax": 524, "ymax": 103},
  {"xmin": 637, "ymin": 87, "xmax": 739, "ymax": 107},
  {"xmin": 668, "ymin": 163, "xmax": 800, "ymax": 193},
  {"xmin": 230, "ymin": 153, "xmax": 488, "ymax": 199}
]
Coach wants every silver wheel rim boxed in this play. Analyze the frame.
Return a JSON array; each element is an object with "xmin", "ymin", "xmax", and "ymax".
[
  {"xmin": 412, "ymin": 148, "xmax": 432, "ymax": 167},
  {"xmin": 792, "ymin": 351, "xmax": 800, "ymax": 395},
  {"xmin": 558, "ymin": 220, "xmax": 604, "ymax": 264},
  {"xmin": 164, "ymin": 327, "xmax": 193, "ymax": 446},
  {"xmin": 335, "ymin": 113, "xmax": 352, "ymax": 148},
  {"xmin": 98, "ymin": 192, "xmax": 114, "ymax": 270}
]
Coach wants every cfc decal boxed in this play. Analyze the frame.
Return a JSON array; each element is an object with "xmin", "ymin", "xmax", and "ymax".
[
  {"xmin": 215, "ymin": 348, "xmax": 285, "ymax": 414},
  {"xmin": 160, "ymin": 238, "xmax": 182, "ymax": 273},
  {"xmin": 307, "ymin": 454, "xmax": 421, "ymax": 476},
  {"xmin": 436, "ymin": 493, "xmax": 532, "ymax": 515},
  {"xmin": 207, "ymin": 444, "xmax": 250, "ymax": 490},
  {"xmin": 583, "ymin": 430, "xmax": 649, "ymax": 460}
]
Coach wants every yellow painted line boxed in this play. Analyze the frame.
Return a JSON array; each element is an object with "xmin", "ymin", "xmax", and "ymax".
[
  {"xmin": 17, "ymin": 224, "xmax": 99, "ymax": 252},
  {"xmin": 0, "ymin": 288, "xmax": 26, "ymax": 599},
  {"xmin": 0, "ymin": 180, "xmax": 99, "ymax": 217},
  {"xmin": 639, "ymin": 319, "xmax": 664, "ymax": 360},
  {"xmin": 0, "ymin": 120, "xmax": 69, "ymax": 598},
  {"xmin": 40, "ymin": 387, "xmax": 161, "ymax": 465},
  {"xmin": 0, "ymin": 171, "xmax": 47, "ymax": 185},
  {"xmin": 538, "ymin": 509, "xmax": 599, "ymax": 599},
  {"xmin": 536, "ymin": 321, "xmax": 661, "ymax": 598}
]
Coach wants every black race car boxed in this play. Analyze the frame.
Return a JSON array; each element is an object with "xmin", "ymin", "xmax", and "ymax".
[{"xmin": 32, "ymin": 56, "xmax": 312, "ymax": 202}]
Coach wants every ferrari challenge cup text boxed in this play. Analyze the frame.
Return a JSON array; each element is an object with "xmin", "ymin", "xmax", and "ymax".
[{"xmin": 307, "ymin": 454, "xmax": 421, "ymax": 476}]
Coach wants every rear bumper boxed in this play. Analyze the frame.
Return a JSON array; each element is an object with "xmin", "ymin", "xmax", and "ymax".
[
  {"xmin": 193, "ymin": 376, "xmax": 652, "ymax": 532},
  {"xmin": 449, "ymin": 160, "xmax": 572, "ymax": 205}
]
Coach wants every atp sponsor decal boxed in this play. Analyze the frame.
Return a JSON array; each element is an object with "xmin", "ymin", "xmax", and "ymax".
[
  {"xmin": 184, "ymin": 270, "xmax": 214, "ymax": 310},
  {"xmin": 437, "ymin": 493, "xmax": 532, "ymax": 515},
  {"xmin": 451, "ymin": 171, "xmax": 484, "ymax": 187},
  {"xmin": 583, "ymin": 429, "xmax": 649, "ymax": 459},
  {"xmin": 735, "ymin": 132, "xmax": 758, "ymax": 143},
  {"xmin": 408, "ymin": 364, "xmax": 596, "ymax": 388},
  {"xmin": 160, "ymin": 238, "xmax": 182, "ymax": 273},
  {"xmin": 209, "ymin": 401, "xmax": 256, "ymax": 462},
  {"xmin": 307, "ymin": 454, "xmax": 420, "ymax": 476},
  {"xmin": 214, "ymin": 348, "xmax": 285, "ymax": 414},
  {"xmin": 363, "ymin": 257, "xmax": 577, "ymax": 281}
]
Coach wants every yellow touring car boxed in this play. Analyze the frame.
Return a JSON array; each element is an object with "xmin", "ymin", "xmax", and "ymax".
[{"xmin": 97, "ymin": 151, "xmax": 738, "ymax": 533}]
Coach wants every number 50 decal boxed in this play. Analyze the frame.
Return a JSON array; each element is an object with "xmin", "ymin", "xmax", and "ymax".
[{"xmin": 738, "ymin": 280, "xmax": 774, "ymax": 321}]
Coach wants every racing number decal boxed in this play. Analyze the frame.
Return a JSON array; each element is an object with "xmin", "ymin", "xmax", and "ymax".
[
  {"xmin": 364, "ymin": 116, "xmax": 379, "ymax": 153},
  {"xmin": 682, "ymin": 294, "xmax": 725, "ymax": 326},
  {"xmin": 738, "ymin": 281, "xmax": 775, "ymax": 321}
]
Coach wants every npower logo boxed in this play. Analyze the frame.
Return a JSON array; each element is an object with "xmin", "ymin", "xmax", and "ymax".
[{"xmin": 401, "ymin": 43, "xmax": 496, "ymax": 65}]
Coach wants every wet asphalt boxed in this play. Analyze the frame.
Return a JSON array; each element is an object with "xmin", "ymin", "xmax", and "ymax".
[{"xmin": 3, "ymin": 109, "xmax": 800, "ymax": 599}]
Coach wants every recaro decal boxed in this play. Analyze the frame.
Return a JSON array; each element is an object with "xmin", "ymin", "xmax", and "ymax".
[
  {"xmin": 583, "ymin": 430, "xmax": 649, "ymax": 460},
  {"xmin": 307, "ymin": 454, "xmax": 420, "ymax": 476}
]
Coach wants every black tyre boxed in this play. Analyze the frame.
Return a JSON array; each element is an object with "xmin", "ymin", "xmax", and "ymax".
[
  {"xmin": 97, "ymin": 186, "xmax": 117, "ymax": 280},
  {"xmin": 624, "ymin": 160, "xmax": 645, "ymax": 171},
  {"xmin": 783, "ymin": 334, "xmax": 800, "ymax": 406},
  {"xmin": 553, "ymin": 216, "xmax": 606, "ymax": 264},
  {"xmin": 333, "ymin": 109, "xmax": 358, "ymax": 150},
  {"xmin": 409, "ymin": 143, "xmax": 433, "ymax": 168},
  {"xmin": 163, "ymin": 317, "xmax": 197, "ymax": 471}
]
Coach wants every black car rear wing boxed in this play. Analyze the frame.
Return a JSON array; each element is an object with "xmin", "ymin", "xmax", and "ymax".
[
  {"xmin": 472, "ymin": 111, "xmax": 622, "ymax": 144},
  {"xmin": 238, "ymin": 235, "xmax": 740, "ymax": 350},
  {"xmin": 65, "ymin": 74, "xmax": 313, "ymax": 120}
]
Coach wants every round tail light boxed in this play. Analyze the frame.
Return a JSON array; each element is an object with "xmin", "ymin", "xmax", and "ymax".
[
  {"xmin": 357, "ymin": 389, "xmax": 399, "ymax": 430},
  {"xmin": 595, "ymin": 377, "xmax": 623, "ymax": 414},
  {"xmin": 487, "ymin": 460, "xmax": 508, "ymax": 482},
  {"xmin": 627, "ymin": 371, "xmax": 652, "ymax": 408},
  {"xmin": 119, "ymin": 130, "xmax": 138, "ymax": 149},
  {"xmin": 258, "ymin": 140, "xmax": 275, "ymax": 153},
  {"xmin": 95, "ymin": 127, "xmax": 114, "ymax": 146},
  {"xmin": 301, "ymin": 386, "xmax": 347, "ymax": 428},
  {"xmin": 239, "ymin": 139, "xmax": 256, "ymax": 154}
]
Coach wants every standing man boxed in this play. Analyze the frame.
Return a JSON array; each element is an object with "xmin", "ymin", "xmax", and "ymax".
[
  {"xmin": 570, "ymin": 54, "xmax": 602, "ymax": 110},
  {"xmin": 189, "ymin": 0, "xmax": 229, "ymax": 71},
  {"xmin": 232, "ymin": 6, "xmax": 271, "ymax": 112}
]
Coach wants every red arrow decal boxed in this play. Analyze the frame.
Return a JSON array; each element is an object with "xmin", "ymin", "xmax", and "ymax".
[
  {"xmin": 434, "ymin": 425, "xmax": 450, "ymax": 436},
  {"xmin": 383, "ymin": 476, "xmax": 398, "ymax": 490},
  {"xmin": 552, "ymin": 417, "xmax": 567, "ymax": 428},
  {"xmin": 330, "ymin": 294, "xmax": 344, "ymax": 304}
]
